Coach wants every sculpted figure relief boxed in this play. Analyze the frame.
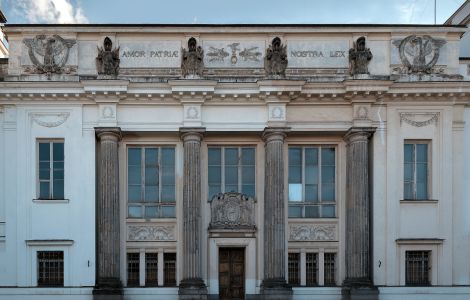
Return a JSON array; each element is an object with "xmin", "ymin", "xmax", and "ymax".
[
  {"xmin": 181, "ymin": 37, "xmax": 204, "ymax": 78},
  {"xmin": 264, "ymin": 37, "xmax": 288, "ymax": 78},
  {"xmin": 349, "ymin": 36, "xmax": 372, "ymax": 75},
  {"xmin": 23, "ymin": 35, "xmax": 76, "ymax": 78},
  {"xmin": 96, "ymin": 37, "xmax": 120, "ymax": 76}
]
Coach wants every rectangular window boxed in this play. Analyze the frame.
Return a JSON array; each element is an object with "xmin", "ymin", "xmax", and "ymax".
[
  {"xmin": 306, "ymin": 253, "xmax": 318, "ymax": 286},
  {"xmin": 324, "ymin": 253, "xmax": 336, "ymax": 286},
  {"xmin": 288, "ymin": 253, "xmax": 300, "ymax": 286},
  {"xmin": 145, "ymin": 253, "xmax": 158, "ymax": 286},
  {"xmin": 37, "ymin": 251, "xmax": 63, "ymax": 287},
  {"xmin": 38, "ymin": 141, "xmax": 64, "ymax": 199},
  {"xmin": 127, "ymin": 147, "xmax": 176, "ymax": 218},
  {"xmin": 127, "ymin": 252, "xmax": 140, "ymax": 286},
  {"xmin": 208, "ymin": 147, "xmax": 255, "ymax": 199},
  {"xmin": 406, "ymin": 251, "xmax": 431, "ymax": 286},
  {"xmin": 404, "ymin": 142, "xmax": 429, "ymax": 200},
  {"xmin": 288, "ymin": 146, "xmax": 336, "ymax": 218},
  {"xmin": 164, "ymin": 253, "xmax": 177, "ymax": 286}
]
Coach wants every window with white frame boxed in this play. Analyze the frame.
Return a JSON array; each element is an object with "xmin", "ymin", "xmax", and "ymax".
[
  {"xmin": 127, "ymin": 147, "xmax": 176, "ymax": 218},
  {"xmin": 405, "ymin": 250, "xmax": 431, "ymax": 286},
  {"xmin": 38, "ymin": 141, "xmax": 64, "ymax": 199},
  {"xmin": 288, "ymin": 146, "xmax": 336, "ymax": 218},
  {"xmin": 208, "ymin": 147, "xmax": 255, "ymax": 199},
  {"xmin": 126, "ymin": 251, "xmax": 177, "ymax": 287},
  {"xmin": 287, "ymin": 251, "xmax": 337, "ymax": 287},
  {"xmin": 404, "ymin": 142, "xmax": 430, "ymax": 200},
  {"xmin": 37, "ymin": 251, "xmax": 64, "ymax": 287}
]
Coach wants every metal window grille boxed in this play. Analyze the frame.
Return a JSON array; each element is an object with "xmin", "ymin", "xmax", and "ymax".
[
  {"xmin": 288, "ymin": 253, "xmax": 300, "ymax": 286},
  {"xmin": 145, "ymin": 253, "xmax": 158, "ymax": 286},
  {"xmin": 324, "ymin": 253, "xmax": 336, "ymax": 286},
  {"xmin": 406, "ymin": 251, "xmax": 431, "ymax": 286},
  {"xmin": 127, "ymin": 253, "xmax": 140, "ymax": 286},
  {"xmin": 37, "ymin": 251, "xmax": 63, "ymax": 287},
  {"xmin": 306, "ymin": 253, "xmax": 318, "ymax": 286},
  {"xmin": 164, "ymin": 253, "xmax": 177, "ymax": 286}
]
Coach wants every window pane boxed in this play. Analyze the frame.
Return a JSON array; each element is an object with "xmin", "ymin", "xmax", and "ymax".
[
  {"xmin": 288, "ymin": 166, "xmax": 301, "ymax": 183},
  {"xmin": 39, "ymin": 143, "xmax": 50, "ymax": 161},
  {"xmin": 128, "ymin": 206, "xmax": 142, "ymax": 218},
  {"xmin": 53, "ymin": 143, "xmax": 64, "ymax": 161},
  {"xmin": 209, "ymin": 185, "xmax": 221, "ymax": 199},
  {"xmin": 161, "ymin": 206, "xmax": 176, "ymax": 218},
  {"xmin": 39, "ymin": 161, "xmax": 50, "ymax": 170},
  {"xmin": 324, "ymin": 253, "xmax": 336, "ymax": 286},
  {"xmin": 37, "ymin": 251, "xmax": 64, "ymax": 287},
  {"xmin": 289, "ymin": 148, "xmax": 301, "ymax": 165},
  {"xmin": 145, "ymin": 167, "xmax": 158, "ymax": 185},
  {"xmin": 288, "ymin": 253, "xmax": 300, "ymax": 286},
  {"xmin": 39, "ymin": 169, "xmax": 50, "ymax": 180},
  {"xmin": 416, "ymin": 144, "xmax": 428, "ymax": 163},
  {"xmin": 306, "ymin": 253, "xmax": 318, "ymax": 286},
  {"xmin": 305, "ymin": 148, "xmax": 318, "ymax": 166},
  {"xmin": 161, "ymin": 185, "xmax": 175, "ymax": 202},
  {"xmin": 161, "ymin": 148, "xmax": 175, "ymax": 165},
  {"xmin": 417, "ymin": 182, "xmax": 428, "ymax": 200},
  {"xmin": 128, "ymin": 148, "xmax": 141, "ymax": 165},
  {"xmin": 321, "ymin": 183, "xmax": 335, "ymax": 202},
  {"xmin": 161, "ymin": 166, "xmax": 175, "ymax": 185},
  {"xmin": 144, "ymin": 186, "xmax": 158, "ymax": 202},
  {"xmin": 305, "ymin": 184, "xmax": 318, "ymax": 202},
  {"xmin": 128, "ymin": 185, "xmax": 141, "ymax": 202},
  {"xmin": 53, "ymin": 170, "xmax": 64, "ymax": 180},
  {"xmin": 305, "ymin": 206, "xmax": 320, "ymax": 218},
  {"xmin": 225, "ymin": 148, "xmax": 238, "ymax": 165},
  {"xmin": 127, "ymin": 253, "xmax": 140, "ymax": 286},
  {"xmin": 416, "ymin": 163, "xmax": 427, "ymax": 182},
  {"xmin": 145, "ymin": 206, "xmax": 158, "ymax": 218},
  {"xmin": 404, "ymin": 183, "xmax": 413, "ymax": 199},
  {"xmin": 305, "ymin": 165, "xmax": 318, "ymax": 185},
  {"xmin": 208, "ymin": 148, "xmax": 221, "ymax": 165},
  {"xmin": 322, "ymin": 205, "xmax": 336, "ymax": 218},
  {"xmin": 145, "ymin": 148, "xmax": 158, "ymax": 165},
  {"xmin": 288, "ymin": 184, "xmax": 302, "ymax": 202},
  {"xmin": 404, "ymin": 144, "xmax": 414, "ymax": 163},
  {"xmin": 404, "ymin": 163, "xmax": 414, "ymax": 181},
  {"xmin": 242, "ymin": 184, "xmax": 255, "ymax": 198},
  {"xmin": 208, "ymin": 166, "xmax": 221, "ymax": 184},
  {"xmin": 53, "ymin": 180, "xmax": 64, "ymax": 199},
  {"xmin": 321, "ymin": 148, "xmax": 335, "ymax": 165},
  {"xmin": 39, "ymin": 182, "xmax": 50, "ymax": 199},
  {"xmin": 128, "ymin": 166, "xmax": 141, "ymax": 185},
  {"xmin": 225, "ymin": 184, "xmax": 238, "ymax": 193},
  {"xmin": 242, "ymin": 166, "xmax": 255, "ymax": 184},
  {"xmin": 241, "ymin": 148, "xmax": 255, "ymax": 165},
  {"xmin": 288, "ymin": 206, "xmax": 302, "ymax": 218},
  {"xmin": 53, "ymin": 161, "xmax": 64, "ymax": 170},
  {"xmin": 145, "ymin": 253, "xmax": 158, "ymax": 286},
  {"xmin": 225, "ymin": 166, "xmax": 238, "ymax": 185},
  {"xmin": 322, "ymin": 166, "xmax": 335, "ymax": 183},
  {"xmin": 164, "ymin": 253, "xmax": 177, "ymax": 286}
]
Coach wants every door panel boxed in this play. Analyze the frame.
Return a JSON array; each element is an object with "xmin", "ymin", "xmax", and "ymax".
[{"xmin": 219, "ymin": 248, "xmax": 245, "ymax": 300}]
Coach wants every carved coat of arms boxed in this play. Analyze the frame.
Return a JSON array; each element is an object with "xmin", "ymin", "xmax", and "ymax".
[
  {"xmin": 393, "ymin": 35, "xmax": 446, "ymax": 74},
  {"xmin": 23, "ymin": 35, "xmax": 76, "ymax": 78},
  {"xmin": 209, "ymin": 192, "xmax": 256, "ymax": 229}
]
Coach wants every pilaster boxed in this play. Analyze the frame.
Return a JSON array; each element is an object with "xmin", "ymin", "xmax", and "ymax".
[
  {"xmin": 260, "ymin": 127, "xmax": 292, "ymax": 300},
  {"xmin": 179, "ymin": 127, "xmax": 207, "ymax": 300},
  {"xmin": 93, "ymin": 127, "xmax": 123, "ymax": 300}
]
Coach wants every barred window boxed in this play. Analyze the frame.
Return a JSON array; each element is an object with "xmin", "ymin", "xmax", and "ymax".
[
  {"xmin": 127, "ymin": 253, "xmax": 140, "ymax": 286},
  {"xmin": 406, "ymin": 251, "xmax": 431, "ymax": 286},
  {"xmin": 127, "ymin": 147, "xmax": 176, "ymax": 218},
  {"xmin": 324, "ymin": 253, "xmax": 336, "ymax": 286},
  {"xmin": 38, "ymin": 141, "xmax": 64, "ymax": 199},
  {"xmin": 37, "ymin": 251, "xmax": 63, "ymax": 287},
  {"xmin": 404, "ymin": 142, "xmax": 429, "ymax": 200},
  {"xmin": 288, "ymin": 147, "xmax": 336, "ymax": 218},
  {"xmin": 288, "ymin": 253, "xmax": 300, "ymax": 286},
  {"xmin": 145, "ymin": 253, "xmax": 158, "ymax": 286},
  {"xmin": 208, "ymin": 147, "xmax": 256, "ymax": 199},
  {"xmin": 164, "ymin": 253, "xmax": 177, "ymax": 286},
  {"xmin": 306, "ymin": 253, "xmax": 318, "ymax": 286}
]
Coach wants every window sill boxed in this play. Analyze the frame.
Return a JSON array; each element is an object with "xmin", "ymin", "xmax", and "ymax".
[
  {"xmin": 33, "ymin": 199, "xmax": 69, "ymax": 204},
  {"xmin": 400, "ymin": 199, "xmax": 438, "ymax": 204}
]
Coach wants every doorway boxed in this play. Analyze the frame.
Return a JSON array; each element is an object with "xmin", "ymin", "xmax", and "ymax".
[{"xmin": 219, "ymin": 247, "xmax": 245, "ymax": 300}]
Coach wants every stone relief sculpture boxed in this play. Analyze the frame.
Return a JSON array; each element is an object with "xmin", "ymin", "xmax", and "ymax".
[
  {"xmin": 264, "ymin": 37, "xmax": 288, "ymax": 78},
  {"xmin": 209, "ymin": 192, "xmax": 256, "ymax": 229},
  {"xmin": 181, "ymin": 37, "xmax": 204, "ymax": 78},
  {"xmin": 349, "ymin": 36, "xmax": 372, "ymax": 75},
  {"xmin": 289, "ymin": 224, "xmax": 336, "ymax": 241},
  {"xmin": 127, "ymin": 225, "xmax": 175, "ymax": 241},
  {"xmin": 393, "ymin": 35, "xmax": 446, "ymax": 74},
  {"xmin": 96, "ymin": 37, "xmax": 120, "ymax": 76},
  {"xmin": 23, "ymin": 35, "xmax": 76, "ymax": 78}
]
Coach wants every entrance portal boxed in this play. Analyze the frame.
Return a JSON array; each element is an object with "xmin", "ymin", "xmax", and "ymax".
[{"xmin": 219, "ymin": 247, "xmax": 245, "ymax": 300}]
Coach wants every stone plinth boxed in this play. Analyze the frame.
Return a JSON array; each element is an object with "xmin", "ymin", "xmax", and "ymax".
[
  {"xmin": 260, "ymin": 127, "xmax": 292, "ymax": 299},
  {"xmin": 93, "ymin": 127, "xmax": 122, "ymax": 299},
  {"xmin": 179, "ymin": 127, "xmax": 208, "ymax": 300}
]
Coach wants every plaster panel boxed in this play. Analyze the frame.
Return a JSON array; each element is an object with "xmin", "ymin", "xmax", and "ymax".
[
  {"xmin": 287, "ymin": 106, "xmax": 351, "ymax": 122},
  {"xmin": 367, "ymin": 40, "xmax": 389, "ymax": 75},
  {"xmin": 78, "ymin": 41, "xmax": 98, "ymax": 75},
  {"xmin": 399, "ymin": 204, "xmax": 439, "ymax": 238}
]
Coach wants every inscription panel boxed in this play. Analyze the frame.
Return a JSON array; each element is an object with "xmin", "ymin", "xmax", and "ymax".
[
  {"xmin": 119, "ymin": 41, "xmax": 181, "ymax": 68},
  {"xmin": 287, "ymin": 40, "xmax": 349, "ymax": 68}
]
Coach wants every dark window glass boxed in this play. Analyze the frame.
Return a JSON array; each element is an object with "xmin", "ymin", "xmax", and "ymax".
[
  {"xmin": 404, "ymin": 143, "xmax": 429, "ymax": 200},
  {"xmin": 306, "ymin": 253, "xmax": 318, "ymax": 286},
  {"xmin": 127, "ymin": 253, "xmax": 140, "ymax": 286},
  {"xmin": 37, "ymin": 251, "xmax": 63, "ymax": 287},
  {"xmin": 324, "ymin": 253, "xmax": 336, "ymax": 286},
  {"xmin": 288, "ymin": 253, "xmax": 300, "ymax": 286},
  {"xmin": 406, "ymin": 251, "xmax": 431, "ymax": 286},
  {"xmin": 145, "ymin": 253, "xmax": 158, "ymax": 286},
  {"xmin": 164, "ymin": 253, "xmax": 177, "ymax": 286},
  {"xmin": 38, "ymin": 142, "xmax": 64, "ymax": 199}
]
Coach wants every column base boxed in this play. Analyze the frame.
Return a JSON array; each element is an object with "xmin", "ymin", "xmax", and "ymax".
[
  {"xmin": 260, "ymin": 278, "xmax": 293, "ymax": 300},
  {"xmin": 93, "ymin": 278, "xmax": 123, "ymax": 300},
  {"xmin": 341, "ymin": 285, "xmax": 379, "ymax": 300},
  {"xmin": 179, "ymin": 278, "xmax": 208, "ymax": 300}
]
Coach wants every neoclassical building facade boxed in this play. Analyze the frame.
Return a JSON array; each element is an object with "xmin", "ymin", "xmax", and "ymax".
[{"xmin": 0, "ymin": 24, "xmax": 470, "ymax": 300}]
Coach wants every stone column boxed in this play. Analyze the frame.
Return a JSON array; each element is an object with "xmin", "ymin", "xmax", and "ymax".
[
  {"xmin": 342, "ymin": 127, "xmax": 378, "ymax": 300},
  {"xmin": 179, "ymin": 127, "xmax": 207, "ymax": 300},
  {"xmin": 93, "ymin": 127, "xmax": 122, "ymax": 300},
  {"xmin": 261, "ymin": 127, "xmax": 292, "ymax": 299}
]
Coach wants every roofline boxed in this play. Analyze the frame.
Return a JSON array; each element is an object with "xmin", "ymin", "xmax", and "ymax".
[
  {"xmin": 0, "ymin": 10, "xmax": 6, "ymax": 24},
  {"xmin": 445, "ymin": 0, "xmax": 469, "ymax": 25}
]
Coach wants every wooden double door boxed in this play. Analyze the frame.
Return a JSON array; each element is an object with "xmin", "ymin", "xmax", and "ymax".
[{"xmin": 219, "ymin": 247, "xmax": 245, "ymax": 300}]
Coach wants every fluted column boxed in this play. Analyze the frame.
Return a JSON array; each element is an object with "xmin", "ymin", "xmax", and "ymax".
[
  {"xmin": 261, "ymin": 127, "xmax": 292, "ymax": 299},
  {"xmin": 93, "ymin": 127, "xmax": 122, "ymax": 299},
  {"xmin": 342, "ymin": 127, "xmax": 378, "ymax": 300},
  {"xmin": 179, "ymin": 127, "xmax": 207, "ymax": 300}
]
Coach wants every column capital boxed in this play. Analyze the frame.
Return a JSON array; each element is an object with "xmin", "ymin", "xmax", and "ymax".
[
  {"xmin": 343, "ymin": 127, "xmax": 376, "ymax": 143},
  {"xmin": 179, "ymin": 127, "xmax": 206, "ymax": 142},
  {"xmin": 95, "ymin": 127, "xmax": 122, "ymax": 141},
  {"xmin": 262, "ymin": 127, "xmax": 290, "ymax": 143}
]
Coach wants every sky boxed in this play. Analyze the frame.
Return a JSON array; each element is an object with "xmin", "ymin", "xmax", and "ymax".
[{"xmin": 0, "ymin": 0, "xmax": 466, "ymax": 24}]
